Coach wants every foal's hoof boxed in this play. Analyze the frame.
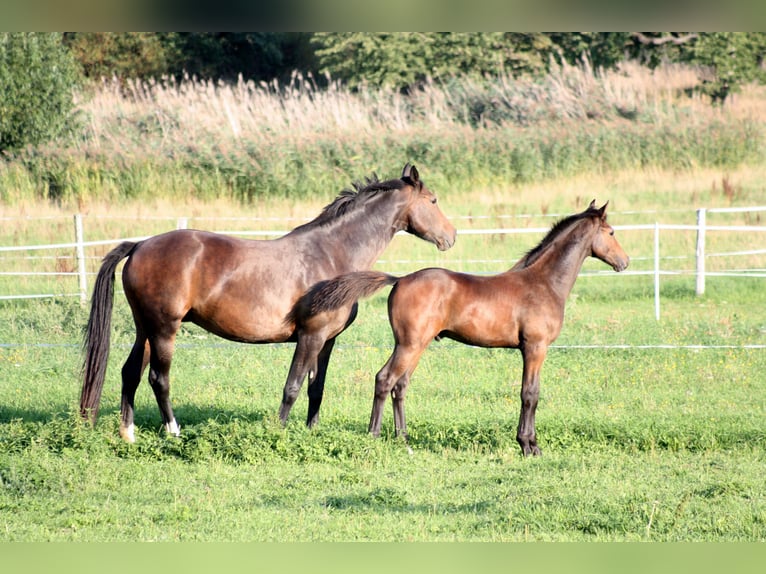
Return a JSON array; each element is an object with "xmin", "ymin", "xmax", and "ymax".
[{"xmin": 522, "ymin": 446, "xmax": 542, "ymax": 457}]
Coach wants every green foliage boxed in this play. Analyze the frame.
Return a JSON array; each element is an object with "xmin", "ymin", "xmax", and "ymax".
[
  {"xmin": 166, "ymin": 33, "xmax": 317, "ymax": 84},
  {"xmin": 547, "ymin": 32, "xmax": 633, "ymax": 69},
  {"xmin": 0, "ymin": 33, "xmax": 82, "ymax": 152},
  {"xmin": 55, "ymin": 32, "xmax": 766, "ymax": 104},
  {"xmin": 681, "ymin": 33, "xmax": 766, "ymax": 103},
  {"xmin": 64, "ymin": 32, "xmax": 318, "ymax": 84},
  {"xmin": 312, "ymin": 33, "xmax": 555, "ymax": 90},
  {"xmin": 7, "ymin": 117, "xmax": 759, "ymax": 205},
  {"xmin": 64, "ymin": 33, "xmax": 173, "ymax": 80}
]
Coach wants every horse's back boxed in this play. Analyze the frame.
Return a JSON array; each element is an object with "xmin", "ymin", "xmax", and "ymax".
[
  {"xmin": 122, "ymin": 230, "xmax": 295, "ymax": 338},
  {"xmin": 124, "ymin": 229, "xmax": 246, "ymax": 287}
]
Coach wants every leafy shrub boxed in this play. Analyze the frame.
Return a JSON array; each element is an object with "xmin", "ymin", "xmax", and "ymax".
[{"xmin": 0, "ymin": 33, "xmax": 82, "ymax": 152}]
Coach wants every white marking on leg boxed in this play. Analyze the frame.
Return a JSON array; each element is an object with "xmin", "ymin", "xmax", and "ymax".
[
  {"xmin": 120, "ymin": 422, "xmax": 136, "ymax": 443},
  {"xmin": 165, "ymin": 419, "xmax": 181, "ymax": 437}
]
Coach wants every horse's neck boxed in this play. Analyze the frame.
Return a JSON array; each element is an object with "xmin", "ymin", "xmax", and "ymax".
[
  {"xmin": 528, "ymin": 224, "xmax": 594, "ymax": 300},
  {"xmin": 309, "ymin": 200, "xmax": 402, "ymax": 272}
]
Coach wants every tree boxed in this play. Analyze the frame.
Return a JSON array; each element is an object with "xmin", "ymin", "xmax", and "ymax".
[
  {"xmin": 64, "ymin": 33, "xmax": 173, "ymax": 80},
  {"xmin": 64, "ymin": 33, "xmax": 318, "ymax": 85},
  {"xmin": 311, "ymin": 33, "xmax": 554, "ymax": 91},
  {"xmin": 547, "ymin": 33, "xmax": 633, "ymax": 69},
  {"xmin": 682, "ymin": 33, "xmax": 766, "ymax": 104},
  {"xmin": 166, "ymin": 33, "xmax": 316, "ymax": 83},
  {"xmin": 0, "ymin": 33, "xmax": 82, "ymax": 152},
  {"xmin": 628, "ymin": 32, "xmax": 766, "ymax": 104}
]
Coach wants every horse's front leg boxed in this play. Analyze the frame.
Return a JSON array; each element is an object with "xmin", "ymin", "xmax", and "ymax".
[{"xmin": 516, "ymin": 343, "xmax": 548, "ymax": 456}]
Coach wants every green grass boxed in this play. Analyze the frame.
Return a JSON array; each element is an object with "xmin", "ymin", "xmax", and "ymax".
[
  {"xmin": 1, "ymin": 271, "xmax": 764, "ymax": 541},
  {"xmin": 1, "ymin": 150, "xmax": 765, "ymax": 540}
]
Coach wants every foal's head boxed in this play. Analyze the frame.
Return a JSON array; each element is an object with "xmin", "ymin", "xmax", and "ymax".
[{"xmin": 588, "ymin": 200, "xmax": 630, "ymax": 272}]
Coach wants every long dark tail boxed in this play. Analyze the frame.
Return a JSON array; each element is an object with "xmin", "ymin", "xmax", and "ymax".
[
  {"xmin": 295, "ymin": 271, "xmax": 399, "ymax": 322},
  {"xmin": 80, "ymin": 241, "xmax": 137, "ymax": 425}
]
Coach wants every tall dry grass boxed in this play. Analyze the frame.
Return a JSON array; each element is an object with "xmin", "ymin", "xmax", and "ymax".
[
  {"xmin": 78, "ymin": 60, "xmax": 710, "ymax": 149},
  {"xmin": 2, "ymin": 59, "xmax": 765, "ymax": 206}
]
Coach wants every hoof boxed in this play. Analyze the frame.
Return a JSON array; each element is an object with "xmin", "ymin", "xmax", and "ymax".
[
  {"xmin": 119, "ymin": 422, "xmax": 136, "ymax": 443},
  {"xmin": 521, "ymin": 445, "xmax": 542, "ymax": 457},
  {"xmin": 165, "ymin": 419, "xmax": 181, "ymax": 438}
]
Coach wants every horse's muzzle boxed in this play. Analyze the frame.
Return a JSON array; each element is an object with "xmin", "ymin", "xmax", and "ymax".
[
  {"xmin": 436, "ymin": 230, "xmax": 457, "ymax": 251},
  {"xmin": 613, "ymin": 256, "xmax": 630, "ymax": 272}
]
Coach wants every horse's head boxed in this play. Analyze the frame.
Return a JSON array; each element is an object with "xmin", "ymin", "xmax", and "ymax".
[
  {"xmin": 589, "ymin": 200, "xmax": 630, "ymax": 272},
  {"xmin": 399, "ymin": 163, "xmax": 456, "ymax": 251}
]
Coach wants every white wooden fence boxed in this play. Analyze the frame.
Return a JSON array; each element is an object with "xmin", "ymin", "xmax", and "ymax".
[{"xmin": 2, "ymin": 206, "xmax": 765, "ymax": 321}]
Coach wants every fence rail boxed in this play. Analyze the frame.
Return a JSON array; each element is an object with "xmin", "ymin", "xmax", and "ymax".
[{"xmin": 2, "ymin": 206, "xmax": 765, "ymax": 321}]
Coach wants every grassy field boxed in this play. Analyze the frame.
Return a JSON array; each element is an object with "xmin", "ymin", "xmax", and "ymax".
[
  {"xmin": 1, "ymin": 165, "xmax": 765, "ymax": 541},
  {"xmin": 1, "ymin": 61, "xmax": 765, "ymax": 542}
]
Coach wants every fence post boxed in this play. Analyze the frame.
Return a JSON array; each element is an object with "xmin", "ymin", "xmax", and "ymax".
[
  {"xmin": 654, "ymin": 222, "xmax": 660, "ymax": 321},
  {"xmin": 74, "ymin": 213, "xmax": 87, "ymax": 306},
  {"xmin": 695, "ymin": 208, "xmax": 706, "ymax": 296}
]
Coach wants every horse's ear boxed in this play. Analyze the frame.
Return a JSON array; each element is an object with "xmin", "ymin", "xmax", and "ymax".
[
  {"xmin": 588, "ymin": 199, "xmax": 597, "ymax": 210},
  {"xmin": 402, "ymin": 163, "xmax": 419, "ymax": 184},
  {"xmin": 597, "ymin": 201, "xmax": 609, "ymax": 218}
]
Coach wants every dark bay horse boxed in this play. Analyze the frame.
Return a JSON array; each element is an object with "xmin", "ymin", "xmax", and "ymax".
[
  {"xmin": 80, "ymin": 164, "xmax": 456, "ymax": 442},
  {"xmin": 293, "ymin": 201, "xmax": 629, "ymax": 456}
]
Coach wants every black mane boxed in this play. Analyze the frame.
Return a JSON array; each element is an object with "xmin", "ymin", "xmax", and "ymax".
[
  {"xmin": 514, "ymin": 205, "xmax": 604, "ymax": 269},
  {"xmin": 290, "ymin": 174, "xmax": 406, "ymax": 233}
]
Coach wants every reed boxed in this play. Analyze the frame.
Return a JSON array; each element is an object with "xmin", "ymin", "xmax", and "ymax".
[{"xmin": 3, "ymin": 62, "xmax": 765, "ymax": 206}]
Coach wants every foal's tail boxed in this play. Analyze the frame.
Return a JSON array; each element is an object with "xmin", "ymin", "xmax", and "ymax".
[
  {"xmin": 297, "ymin": 271, "xmax": 400, "ymax": 320},
  {"xmin": 80, "ymin": 241, "xmax": 137, "ymax": 425}
]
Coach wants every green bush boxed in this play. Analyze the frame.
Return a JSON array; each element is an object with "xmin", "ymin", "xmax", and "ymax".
[{"xmin": 0, "ymin": 33, "xmax": 82, "ymax": 153}]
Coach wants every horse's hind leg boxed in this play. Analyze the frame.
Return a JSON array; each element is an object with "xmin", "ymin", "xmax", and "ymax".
[
  {"xmin": 305, "ymin": 337, "xmax": 337, "ymax": 428},
  {"xmin": 282, "ymin": 303, "xmax": 357, "ymax": 427},
  {"xmin": 119, "ymin": 334, "xmax": 150, "ymax": 443},
  {"xmin": 279, "ymin": 333, "xmax": 325, "ymax": 425},
  {"xmin": 147, "ymin": 332, "xmax": 181, "ymax": 438}
]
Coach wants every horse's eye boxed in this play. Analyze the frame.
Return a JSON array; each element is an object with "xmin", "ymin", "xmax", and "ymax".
[
  {"xmin": 431, "ymin": 197, "xmax": 437, "ymax": 205},
  {"xmin": 609, "ymin": 229, "xmax": 615, "ymax": 236}
]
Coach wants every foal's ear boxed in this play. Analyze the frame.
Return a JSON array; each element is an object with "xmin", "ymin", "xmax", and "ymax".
[
  {"xmin": 597, "ymin": 201, "xmax": 609, "ymax": 218},
  {"xmin": 588, "ymin": 199, "xmax": 597, "ymax": 209},
  {"xmin": 402, "ymin": 163, "xmax": 419, "ymax": 184}
]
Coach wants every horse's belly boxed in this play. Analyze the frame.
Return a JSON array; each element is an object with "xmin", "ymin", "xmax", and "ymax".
[{"xmin": 185, "ymin": 305, "xmax": 295, "ymax": 344}]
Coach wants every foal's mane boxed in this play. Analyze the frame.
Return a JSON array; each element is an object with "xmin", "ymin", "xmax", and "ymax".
[
  {"xmin": 513, "ymin": 205, "xmax": 604, "ymax": 269},
  {"xmin": 290, "ymin": 174, "xmax": 407, "ymax": 233}
]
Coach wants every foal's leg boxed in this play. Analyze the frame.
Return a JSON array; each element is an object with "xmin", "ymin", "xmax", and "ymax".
[
  {"xmin": 391, "ymin": 375, "xmax": 411, "ymax": 440},
  {"xmin": 306, "ymin": 337, "xmax": 337, "ymax": 428},
  {"xmin": 516, "ymin": 343, "xmax": 548, "ymax": 456},
  {"xmin": 147, "ymin": 332, "xmax": 181, "ymax": 438},
  {"xmin": 370, "ymin": 344, "xmax": 424, "ymax": 437},
  {"xmin": 119, "ymin": 334, "xmax": 150, "ymax": 443}
]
